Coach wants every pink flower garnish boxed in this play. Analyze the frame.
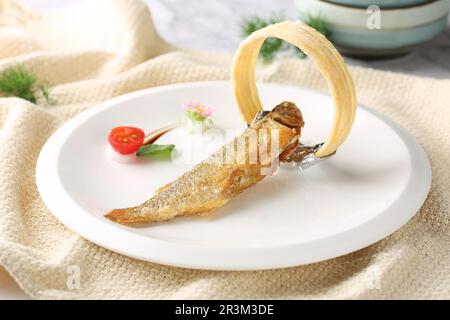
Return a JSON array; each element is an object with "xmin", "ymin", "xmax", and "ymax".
[{"xmin": 183, "ymin": 102, "xmax": 213, "ymax": 118}]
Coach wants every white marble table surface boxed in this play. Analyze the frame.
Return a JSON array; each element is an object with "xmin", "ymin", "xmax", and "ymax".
[{"xmin": 1, "ymin": 0, "xmax": 449, "ymax": 300}]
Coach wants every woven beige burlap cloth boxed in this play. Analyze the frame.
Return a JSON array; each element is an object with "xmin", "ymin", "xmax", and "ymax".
[{"xmin": 0, "ymin": 0, "xmax": 449, "ymax": 299}]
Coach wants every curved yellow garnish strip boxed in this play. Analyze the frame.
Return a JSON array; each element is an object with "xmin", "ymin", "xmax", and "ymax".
[{"xmin": 231, "ymin": 21, "xmax": 357, "ymax": 158}]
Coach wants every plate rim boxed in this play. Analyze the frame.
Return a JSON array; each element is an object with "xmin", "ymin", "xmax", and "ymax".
[{"xmin": 36, "ymin": 80, "xmax": 432, "ymax": 270}]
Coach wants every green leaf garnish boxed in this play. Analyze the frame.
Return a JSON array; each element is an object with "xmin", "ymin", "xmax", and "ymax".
[
  {"xmin": 0, "ymin": 66, "xmax": 53, "ymax": 104},
  {"xmin": 136, "ymin": 144, "xmax": 175, "ymax": 160}
]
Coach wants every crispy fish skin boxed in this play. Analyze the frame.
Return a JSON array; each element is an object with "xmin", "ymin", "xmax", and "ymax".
[{"xmin": 106, "ymin": 102, "xmax": 304, "ymax": 225}]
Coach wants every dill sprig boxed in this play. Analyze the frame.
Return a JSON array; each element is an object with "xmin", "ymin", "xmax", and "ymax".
[
  {"xmin": 241, "ymin": 15, "xmax": 284, "ymax": 64},
  {"xmin": 240, "ymin": 15, "xmax": 330, "ymax": 62},
  {"xmin": 0, "ymin": 66, "xmax": 52, "ymax": 104},
  {"xmin": 306, "ymin": 15, "xmax": 330, "ymax": 38},
  {"xmin": 295, "ymin": 15, "xmax": 331, "ymax": 58}
]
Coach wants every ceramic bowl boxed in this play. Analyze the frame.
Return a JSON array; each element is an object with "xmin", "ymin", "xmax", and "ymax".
[
  {"xmin": 325, "ymin": 0, "xmax": 431, "ymax": 8},
  {"xmin": 295, "ymin": 0, "xmax": 450, "ymax": 57}
]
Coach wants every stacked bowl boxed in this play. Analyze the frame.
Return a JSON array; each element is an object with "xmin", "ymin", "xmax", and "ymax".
[{"xmin": 295, "ymin": 0, "xmax": 450, "ymax": 57}]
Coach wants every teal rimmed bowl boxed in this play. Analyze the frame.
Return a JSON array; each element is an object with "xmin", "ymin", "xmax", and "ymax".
[
  {"xmin": 325, "ymin": 0, "xmax": 431, "ymax": 8},
  {"xmin": 295, "ymin": 0, "xmax": 450, "ymax": 58},
  {"xmin": 325, "ymin": 15, "xmax": 448, "ymax": 57}
]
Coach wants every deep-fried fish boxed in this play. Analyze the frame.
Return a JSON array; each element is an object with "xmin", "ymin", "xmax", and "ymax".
[{"xmin": 105, "ymin": 101, "xmax": 304, "ymax": 225}]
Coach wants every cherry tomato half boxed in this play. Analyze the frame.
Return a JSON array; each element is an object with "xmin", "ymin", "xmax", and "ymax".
[{"xmin": 108, "ymin": 126, "xmax": 145, "ymax": 155}]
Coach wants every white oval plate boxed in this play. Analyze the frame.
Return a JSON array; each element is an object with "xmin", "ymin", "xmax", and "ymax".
[{"xmin": 36, "ymin": 81, "xmax": 431, "ymax": 270}]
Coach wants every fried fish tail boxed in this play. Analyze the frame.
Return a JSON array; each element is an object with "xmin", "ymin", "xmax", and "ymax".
[{"xmin": 105, "ymin": 101, "xmax": 304, "ymax": 225}]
